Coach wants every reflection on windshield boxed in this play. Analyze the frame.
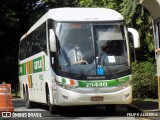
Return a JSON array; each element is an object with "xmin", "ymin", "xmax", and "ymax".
[
  {"xmin": 55, "ymin": 22, "xmax": 129, "ymax": 76},
  {"xmin": 95, "ymin": 24, "xmax": 123, "ymax": 41}
]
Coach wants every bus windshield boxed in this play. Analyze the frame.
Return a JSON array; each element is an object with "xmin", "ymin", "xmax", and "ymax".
[{"xmin": 55, "ymin": 22, "xmax": 129, "ymax": 77}]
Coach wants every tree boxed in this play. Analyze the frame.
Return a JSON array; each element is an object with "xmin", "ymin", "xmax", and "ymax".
[
  {"xmin": 0, "ymin": 1, "xmax": 19, "ymax": 82},
  {"xmin": 120, "ymin": 0, "xmax": 154, "ymax": 61},
  {"xmin": 79, "ymin": 0, "xmax": 122, "ymax": 10},
  {"xmin": 120, "ymin": 0, "xmax": 137, "ymax": 24},
  {"xmin": 0, "ymin": 0, "xmax": 80, "ymax": 84},
  {"xmin": 45, "ymin": 0, "xmax": 79, "ymax": 8}
]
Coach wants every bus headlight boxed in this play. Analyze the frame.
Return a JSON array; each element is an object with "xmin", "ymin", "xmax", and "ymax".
[{"xmin": 56, "ymin": 80, "xmax": 78, "ymax": 90}]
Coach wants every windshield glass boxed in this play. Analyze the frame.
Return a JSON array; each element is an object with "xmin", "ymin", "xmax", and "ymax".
[
  {"xmin": 94, "ymin": 24, "xmax": 129, "ymax": 76},
  {"xmin": 55, "ymin": 22, "xmax": 129, "ymax": 76}
]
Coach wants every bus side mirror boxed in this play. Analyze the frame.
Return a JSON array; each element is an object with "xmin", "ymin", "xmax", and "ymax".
[
  {"xmin": 128, "ymin": 28, "xmax": 140, "ymax": 48},
  {"xmin": 49, "ymin": 29, "xmax": 56, "ymax": 52}
]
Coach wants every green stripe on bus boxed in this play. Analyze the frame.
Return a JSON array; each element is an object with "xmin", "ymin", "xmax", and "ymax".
[
  {"xmin": 30, "ymin": 75, "xmax": 33, "ymax": 88},
  {"xmin": 78, "ymin": 76, "xmax": 130, "ymax": 87},
  {"xmin": 19, "ymin": 63, "xmax": 26, "ymax": 76},
  {"xmin": 60, "ymin": 76, "xmax": 130, "ymax": 87}
]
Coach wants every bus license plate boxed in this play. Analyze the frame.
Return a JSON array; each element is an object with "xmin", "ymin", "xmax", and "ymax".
[{"xmin": 91, "ymin": 96, "xmax": 104, "ymax": 101}]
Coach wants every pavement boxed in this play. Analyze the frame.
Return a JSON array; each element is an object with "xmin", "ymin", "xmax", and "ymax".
[
  {"xmin": 12, "ymin": 96, "xmax": 159, "ymax": 113},
  {"xmin": 131, "ymin": 99, "xmax": 159, "ymax": 112},
  {"xmin": 10, "ymin": 96, "xmax": 160, "ymax": 119},
  {"xmin": 129, "ymin": 99, "xmax": 160, "ymax": 119}
]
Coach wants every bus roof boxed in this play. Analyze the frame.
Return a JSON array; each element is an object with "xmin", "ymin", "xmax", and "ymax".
[
  {"xmin": 20, "ymin": 8, "xmax": 124, "ymax": 40},
  {"xmin": 48, "ymin": 8, "xmax": 124, "ymax": 21},
  {"xmin": 140, "ymin": 0, "xmax": 160, "ymax": 21}
]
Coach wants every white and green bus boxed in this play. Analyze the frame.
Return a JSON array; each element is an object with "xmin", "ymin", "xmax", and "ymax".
[
  {"xmin": 141, "ymin": 0, "xmax": 160, "ymax": 110},
  {"xmin": 19, "ymin": 8, "xmax": 140, "ymax": 114}
]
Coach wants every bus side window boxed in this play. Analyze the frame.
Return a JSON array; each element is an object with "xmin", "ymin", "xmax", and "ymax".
[
  {"xmin": 21, "ymin": 22, "xmax": 47, "ymax": 58},
  {"xmin": 30, "ymin": 32, "xmax": 41, "ymax": 56},
  {"xmin": 19, "ymin": 38, "xmax": 27, "ymax": 60},
  {"xmin": 31, "ymin": 22, "xmax": 47, "ymax": 55},
  {"xmin": 31, "ymin": 41, "xmax": 41, "ymax": 55},
  {"xmin": 26, "ymin": 37, "xmax": 32, "ymax": 57},
  {"xmin": 39, "ymin": 23, "xmax": 47, "ymax": 54}
]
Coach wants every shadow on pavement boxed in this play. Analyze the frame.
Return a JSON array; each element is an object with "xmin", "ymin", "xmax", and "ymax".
[
  {"xmin": 131, "ymin": 100, "xmax": 159, "ymax": 112},
  {"xmin": 49, "ymin": 105, "xmax": 142, "ymax": 117}
]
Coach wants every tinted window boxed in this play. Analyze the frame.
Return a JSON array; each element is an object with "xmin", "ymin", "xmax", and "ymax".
[
  {"xmin": 19, "ymin": 22, "xmax": 47, "ymax": 60},
  {"xmin": 19, "ymin": 38, "xmax": 28, "ymax": 60}
]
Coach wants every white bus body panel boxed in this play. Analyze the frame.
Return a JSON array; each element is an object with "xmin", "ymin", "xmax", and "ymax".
[
  {"xmin": 51, "ymin": 74, "xmax": 132, "ymax": 106},
  {"xmin": 19, "ymin": 52, "xmax": 52, "ymax": 103},
  {"xmin": 55, "ymin": 86, "xmax": 132, "ymax": 106}
]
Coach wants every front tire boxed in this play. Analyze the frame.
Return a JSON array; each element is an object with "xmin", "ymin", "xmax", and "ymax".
[
  {"xmin": 25, "ymin": 86, "xmax": 34, "ymax": 109},
  {"xmin": 46, "ymin": 86, "xmax": 57, "ymax": 114}
]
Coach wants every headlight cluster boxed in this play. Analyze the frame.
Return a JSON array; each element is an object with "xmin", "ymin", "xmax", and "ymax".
[{"xmin": 55, "ymin": 80, "xmax": 78, "ymax": 90}]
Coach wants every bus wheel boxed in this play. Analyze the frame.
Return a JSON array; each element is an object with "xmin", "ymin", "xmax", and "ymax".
[
  {"xmin": 47, "ymin": 88, "xmax": 57, "ymax": 114},
  {"xmin": 23, "ymin": 85, "xmax": 26, "ymax": 102},
  {"xmin": 105, "ymin": 104, "xmax": 116, "ymax": 115},
  {"xmin": 25, "ymin": 87, "xmax": 33, "ymax": 109}
]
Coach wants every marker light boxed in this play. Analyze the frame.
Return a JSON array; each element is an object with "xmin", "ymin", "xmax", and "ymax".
[{"xmin": 70, "ymin": 79, "xmax": 75, "ymax": 86}]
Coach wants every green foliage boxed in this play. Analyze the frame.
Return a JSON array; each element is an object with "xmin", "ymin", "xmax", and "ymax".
[
  {"xmin": 131, "ymin": 61, "xmax": 157, "ymax": 99},
  {"xmin": 0, "ymin": 1, "xmax": 19, "ymax": 36},
  {"xmin": 120, "ymin": 0, "xmax": 137, "ymax": 24},
  {"xmin": 135, "ymin": 4, "xmax": 154, "ymax": 54},
  {"xmin": 79, "ymin": 0, "xmax": 122, "ymax": 10},
  {"xmin": 45, "ymin": 0, "xmax": 79, "ymax": 8},
  {"xmin": 0, "ymin": 0, "xmax": 80, "ymax": 84},
  {"xmin": 79, "ymin": 0, "xmax": 104, "ymax": 7}
]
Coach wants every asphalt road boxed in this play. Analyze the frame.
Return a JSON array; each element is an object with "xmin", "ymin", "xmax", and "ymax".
[{"xmin": 0, "ymin": 98, "xmax": 159, "ymax": 120}]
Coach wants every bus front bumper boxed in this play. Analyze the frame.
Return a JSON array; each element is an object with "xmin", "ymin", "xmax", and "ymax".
[{"xmin": 54, "ymin": 86, "xmax": 132, "ymax": 106}]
